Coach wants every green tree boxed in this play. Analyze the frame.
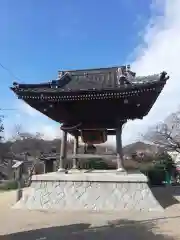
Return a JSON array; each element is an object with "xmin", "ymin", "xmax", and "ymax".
[
  {"xmin": 154, "ymin": 152, "xmax": 176, "ymax": 173},
  {"xmin": 146, "ymin": 152, "xmax": 177, "ymax": 185}
]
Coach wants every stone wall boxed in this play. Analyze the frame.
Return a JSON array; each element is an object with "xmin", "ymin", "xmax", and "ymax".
[{"xmin": 15, "ymin": 172, "xmax": 163, "ymax": 212}]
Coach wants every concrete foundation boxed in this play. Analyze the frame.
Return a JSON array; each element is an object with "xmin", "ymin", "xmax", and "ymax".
[{"xmin": 14, "ymin": 171, "xmax": 163, "ymax": 211}]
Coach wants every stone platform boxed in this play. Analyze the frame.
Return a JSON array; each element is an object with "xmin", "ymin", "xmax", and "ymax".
[{"xmin": 14, "ymin": 170, "xmax": 163, "ymax": 211}]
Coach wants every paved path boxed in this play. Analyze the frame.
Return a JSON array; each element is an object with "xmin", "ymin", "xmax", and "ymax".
[{"xmin": 0, "ymin": 190, "xmax": 180, "ymax": 239}]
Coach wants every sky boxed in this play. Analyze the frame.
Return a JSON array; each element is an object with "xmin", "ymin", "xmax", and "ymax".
[{"xmin": 0, "ymin": 0, "xmax": 180, "ymax": 145}]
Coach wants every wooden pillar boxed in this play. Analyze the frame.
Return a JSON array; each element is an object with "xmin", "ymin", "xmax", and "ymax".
[
  {"xmin": 58, "ymin": 130, "xmax": 67, "ymax": 172},
  {"xmin": 116, "ymin": 124, "xmax": 125, "ymax": 172},
  {"xmin": 72, "ymin": 135, "xmax": 79, "ymax": 169}
]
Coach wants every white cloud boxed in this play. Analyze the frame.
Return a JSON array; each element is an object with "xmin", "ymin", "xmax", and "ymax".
[
  {"xmin": 120, "ymin": 0, "xmax": 180, "ymax": 145},
  {"xmin": 29, "ymin": 124, "xmax": 61, "ymax": 140},
  {"xmin": 17, "ymin": 101, "xmax": 40, "ymax": 117},
  {"xmin": 3, "ymin": 100, "xmax": 62, "ymax": 141},
  {"xmin": 9, "ymin": 0, "xmax": 180, "ymax": 146}
]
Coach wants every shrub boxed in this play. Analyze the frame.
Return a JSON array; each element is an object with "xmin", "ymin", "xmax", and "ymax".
[
  {"xmin": 146, "ymin": 169, "xmax": 166, "ymax": 186},
  {"xmin": 88, "ymin": 158, "xmax": 110, "ymax": 170},
  {"xmin": 0, "ymin": 180, "xmax": 18, "ymax": 191}
]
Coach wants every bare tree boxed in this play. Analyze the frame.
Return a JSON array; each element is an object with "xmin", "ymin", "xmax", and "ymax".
[
  {"xmin": 144, "ymin": 110, "xmax": 180, "ymax": 153},
  {"xmin": 0, "ymin": 115, "xmax": 4, "ymax": 161},
  {"xmin": 131, "ymin": 151, "xmax": 155, "ymax": 163},
  {"xmin": 11, "ymin": 124, "xmax": 36, "ymax": 141},
  {"xmin": 0, "ymin": 114, "xmax": 4, "ymax": 142},
  {"xmin": 10, "ymin": 124, "xmax": 44, "ymax": 156}
]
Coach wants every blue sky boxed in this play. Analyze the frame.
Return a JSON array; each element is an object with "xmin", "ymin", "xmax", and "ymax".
[{"xmin": 0, "ymin": 0, "xmax": 179, "ymax": 144}]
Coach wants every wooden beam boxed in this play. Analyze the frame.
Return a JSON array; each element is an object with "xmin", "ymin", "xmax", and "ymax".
[
  {"xmin": 66, "ymin": 154, "xmax": 116, "ymax": 160},
  {"xmin": 107, "ymin": 130, "xmax": 116, "ymax": 135},
  {"xmin": 67, "ymin": 129, "xmax": 116, "ymax": 136}
]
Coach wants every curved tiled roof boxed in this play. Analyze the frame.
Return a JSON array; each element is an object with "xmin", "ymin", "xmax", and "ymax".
[
  {"xmin": 11, "ymin": 66, "xmax": 169, "ymax": 93},
  {"xmin": 10, "ymin": 66, "xmax": 169, "ymax": 127}
]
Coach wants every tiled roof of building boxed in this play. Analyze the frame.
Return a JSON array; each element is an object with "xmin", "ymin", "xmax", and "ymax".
[{"xmin": 11, "ymin": 66, "xmax": 168, "ymax": 93}]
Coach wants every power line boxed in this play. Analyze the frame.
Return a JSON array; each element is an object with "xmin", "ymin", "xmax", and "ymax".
[
  {"xmin": 0, "ymin": 108, "xmax": 17, "ymax": 111},
  {"xmin": 0, "ymin": 62, "xmax": 22, "ymax": 81}
]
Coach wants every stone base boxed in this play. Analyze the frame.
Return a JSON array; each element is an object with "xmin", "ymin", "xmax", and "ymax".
[
  {"xmin": 13, "ymin": 171, "xmax": 163, "ymax": 212},
  {"xmin": 57, "ymin": 168, "xmax": 67, "ymax": 173}
]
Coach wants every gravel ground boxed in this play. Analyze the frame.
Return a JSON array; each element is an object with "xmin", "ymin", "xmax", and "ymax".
[{"xmin": 0, "ymin": 189, "xmax": 180, "ymax": 239}]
